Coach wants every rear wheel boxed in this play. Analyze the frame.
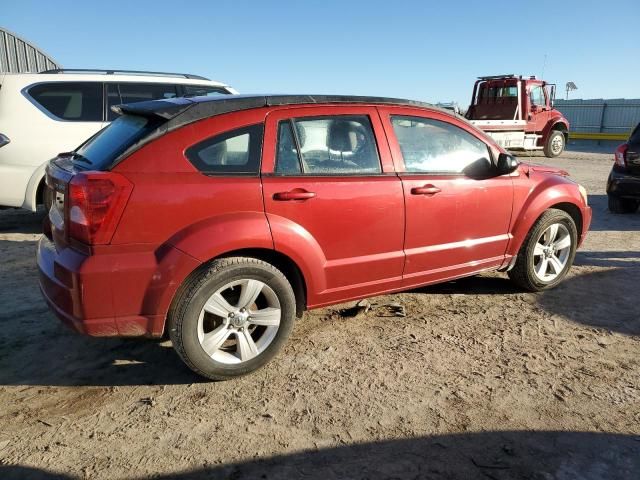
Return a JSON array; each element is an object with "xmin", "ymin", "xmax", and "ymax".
[
  {"xmin": 543, "ymin": 130, "xmax": 565, "ymax": 158},
  {"xmin": 608, "ymin": 195, "xmax": 639, "ymax": 214},
  {"xmin": 168, "ymin": 257, "xmax": 296, "ymax": 380},
  {"xmin": 508, "ymin": 209, "xmax": 577, "ymax": 291}
]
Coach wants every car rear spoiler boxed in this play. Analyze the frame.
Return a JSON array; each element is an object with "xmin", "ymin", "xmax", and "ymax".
[{"xmin": 111, "ymin": 97, "xmax": 196, "ymax": 120}]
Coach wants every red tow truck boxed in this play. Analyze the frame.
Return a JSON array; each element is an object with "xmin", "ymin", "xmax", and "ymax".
[{"xmin": 466, "ymin": 74, "xmax": 569, "ymax": 157}]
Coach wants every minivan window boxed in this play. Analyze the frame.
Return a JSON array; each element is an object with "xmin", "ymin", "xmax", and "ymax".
[
  {"xmin": 28, "ymin": 82, "xmax": 102, "ymax": 122},
  {"xmin": 183, "ymin": 85, "xmax": 230, "ymax": 97},
  {"xmin": 107, "ymin": 83, "xmax": 179, "ymax": 120},
  {"xmin": 185, "ymin": 124, "xmax": 264, "ymax": 175},
  {"xmin": 74, "ymin": 115, "xmax": 158, "ymax": 170}
]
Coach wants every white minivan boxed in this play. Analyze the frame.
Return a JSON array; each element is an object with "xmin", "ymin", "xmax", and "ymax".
[{"xmin": 0, "ymin": 69, "xmax": 237, "ymax": 210}]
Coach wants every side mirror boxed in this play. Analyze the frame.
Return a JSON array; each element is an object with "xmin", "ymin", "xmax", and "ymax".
[
  {"xmin": 497, "ymin": 153, "xmax": 519, "ymax": 175},
  {"xmin": 463, "ymin": 157, "xmax": 494, "ymax": 179}
]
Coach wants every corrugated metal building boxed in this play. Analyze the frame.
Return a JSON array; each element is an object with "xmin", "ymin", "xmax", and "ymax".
[
  {"xmin": 555, "ymin": 98, "xmax": 640, "ymax": 140},
  {"xmin": 0, "ymin": 27, "xmax": 60, "ymax": 73}
]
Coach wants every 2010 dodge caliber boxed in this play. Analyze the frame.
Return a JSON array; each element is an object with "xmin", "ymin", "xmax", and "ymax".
[{"xmin": 38, "ymin": 94, "xmax": 592, "ymax": 380}]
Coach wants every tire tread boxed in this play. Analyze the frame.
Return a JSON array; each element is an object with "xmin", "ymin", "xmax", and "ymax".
[{"xmin": 168, "ymin": 257, "xmax": 295, "ymax": 381}]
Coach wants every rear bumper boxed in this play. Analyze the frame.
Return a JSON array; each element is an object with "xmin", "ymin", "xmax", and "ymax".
[
  {"xmin": 607, "ymin": 168, "xmax": 640, "ymax": 199},
  {"xmin": 37, "ymin": 235, "xmax": 199, "ymax": 337}
]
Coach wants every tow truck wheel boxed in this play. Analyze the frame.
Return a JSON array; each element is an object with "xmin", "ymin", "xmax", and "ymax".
[{"xmin": 544, "ymin": 130, "xmax": 565, "ymax": 158}]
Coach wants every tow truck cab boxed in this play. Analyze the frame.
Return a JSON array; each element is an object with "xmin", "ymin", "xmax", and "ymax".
[{"xmin": 466, "ymin": 74, "xmax": 569, "ymax": 158}]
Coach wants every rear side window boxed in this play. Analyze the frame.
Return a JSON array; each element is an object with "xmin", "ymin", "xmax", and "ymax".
[
  {"xmin": 74, "ymin": 115, "xmax": 158, "ymax": 170},
  {"xmin": 185, "ymin": 124, "xmax": 264, "ymax": 175},
  {"xmin": 28, "ymin": 82, "xmax": 102, "ymax": 121},
  {"xmin": 106, "ymin": 83, "xmax": 179, "ymax": 120},
  {"xmin": 274, "ymin": 116, "xmax": 381, "ymax": 175},
  {"xmin": 390, "ymin": 115, "xmax": 490, "ymax": 174}
]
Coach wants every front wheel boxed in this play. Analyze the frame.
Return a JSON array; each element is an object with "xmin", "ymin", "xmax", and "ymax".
[
  {"xmin": 508, "ymin": 209, "xmax": 577, "ymax": 291},
  {"xmin": 168, "ymin": 257, "xmax": 296, "ymax": 380},
  {"xmin": 543, "ymin": 130, "xmax": 565, "ymax": 158}
]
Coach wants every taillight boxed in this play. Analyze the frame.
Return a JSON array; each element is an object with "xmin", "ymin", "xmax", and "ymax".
[
  {"xmin": 614, "ymin": 144, "xmax": 628, "ymax": 168},
  {"xmin": 67, "ymin": 172, "xmax": 132, "ymax": 245}
]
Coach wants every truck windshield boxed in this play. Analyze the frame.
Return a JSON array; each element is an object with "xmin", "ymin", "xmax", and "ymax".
[{"xmin": 74, "ymin": 115, "xmax": 159, "ymax": 170}]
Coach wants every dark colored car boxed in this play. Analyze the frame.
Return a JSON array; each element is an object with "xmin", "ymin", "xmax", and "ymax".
[
  {"xmin": 608, "ymin": 123, "xmax": 640, "ymax": 213},
  {"xmin": 38, "ymin": 94, "xmax": 592, "ymax": 380}
]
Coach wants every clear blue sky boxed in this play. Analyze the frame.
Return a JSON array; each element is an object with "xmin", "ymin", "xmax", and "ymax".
[{"xmin": 3, "ymin": 0, "xmax": 638, "ymax": 105}]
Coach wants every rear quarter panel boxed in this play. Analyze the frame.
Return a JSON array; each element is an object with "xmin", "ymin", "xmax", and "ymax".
[{"xmin": 108, "ymin": 108, "xmax": 273, "ymax": 320}]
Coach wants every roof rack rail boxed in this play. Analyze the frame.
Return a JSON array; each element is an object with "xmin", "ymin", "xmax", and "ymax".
[
  {"xmin": 38, "ymin": 68, "xmax": 210, "ymax": 80},
  {"xmin": 477, "ymin": 74, "xmax": 517, "ymax": 80}
]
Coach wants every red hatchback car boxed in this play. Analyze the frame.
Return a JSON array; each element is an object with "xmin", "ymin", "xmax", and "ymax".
[{"xmin": 38, "ymin": 95, "xmax": 592, "ymax": 380}]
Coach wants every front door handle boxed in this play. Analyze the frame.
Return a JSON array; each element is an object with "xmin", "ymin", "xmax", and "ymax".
[
  {"xmin": 273, "ymin": 189, "xmax": 316, "ymax": 201},
  {"xmin": 411, "ymin": 185, "xmax": 441, "ymax": 196}
]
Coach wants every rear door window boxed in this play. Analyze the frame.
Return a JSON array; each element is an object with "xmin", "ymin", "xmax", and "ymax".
[
  {"xmin": 28, "ymin": 82, "xmax": 102, "ymax": 121},
  {"xmin": 274, "ymin": 116, "xmax": 381, "ymax": 175}
]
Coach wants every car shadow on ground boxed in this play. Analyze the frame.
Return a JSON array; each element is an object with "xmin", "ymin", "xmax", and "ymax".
[
  {"xmin": 0, "ymin": 208, "xmax": 46, "ymax": 234},
  {"xmin": 588, "ymin": 194, "xmax": 640, "ymax": 232},
  {"xmin": 0, "ymin": 331, "xmax": 202, "ymax": 387},
  {"xmin": 2, "ymin": 430, "xmax": 639, "ymax": 480},
  {"xmin": 538, "ymin": 262, "xmax": 640, "ymax": 336},
  {"xmin": 410, "ymin": 274, "xmax": 521, "ymax": 296}
]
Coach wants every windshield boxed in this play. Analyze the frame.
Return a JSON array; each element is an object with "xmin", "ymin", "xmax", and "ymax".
[{"xmin": 74, "ymin": 115, "xmax": 158, "ymax": 170}]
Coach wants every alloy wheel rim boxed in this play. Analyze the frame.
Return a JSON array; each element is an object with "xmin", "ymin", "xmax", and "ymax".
[
  {"xmin": 532, "ymin": 223, "xmax": 571, "ymax": 282},
  {"xmin": 197, "ymin": 279, "xmax": 281, "ymax": 364},
  {"xmin": 551, "ymin": 135, "xmax": 564, "ymax": 155}
]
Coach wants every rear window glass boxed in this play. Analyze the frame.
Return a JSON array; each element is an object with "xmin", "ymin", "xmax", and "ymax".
[
  {"xmin": 630, "ymin": 123, "xmax": 640, "ymax": 144},
  {"xmin": 185, "ymin": 124, "xmax": 263, "ymax": 175},
  {"xmin": 73, "ymin": 115, "xmax": 159, "ymax": 170},
  {"xmin": 28, "ymin": 82, "xmax": 102, "ymax": 121},
  {"xmin": 478, "ymin": 86, "xmax": 518, "ymax": 101}
]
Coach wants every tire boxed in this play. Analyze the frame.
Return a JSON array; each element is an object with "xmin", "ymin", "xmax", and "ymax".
[
  {"xmin": 543, "ymin": 130, "xmax": 565, "ymax": 158},
  {"xmin": 508, "ymin": 209, "xmax": 577, "ymax": 292},
  {"xmin": 168, "ymin": 257, "xmax": 296, "ymax": 381},
  {"xmin": 608, "ymin": 195, "xmax": 639, "ymax": 214}
]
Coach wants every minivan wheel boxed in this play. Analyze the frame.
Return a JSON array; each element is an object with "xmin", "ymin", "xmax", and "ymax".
[
  {"xmin": 608, "ymin": 195, "xmax": 639, "ymax": 214},
  {"xmin": 544, "ymin": 130, "xmax": 565, "ymax": 158},
  {"xmin": 168, "ymin": 257, "xmax": 296, "ymax": 380},
  {"xmin": 508, "ymin": 209, "xmax": 577, "ymax": 291}
]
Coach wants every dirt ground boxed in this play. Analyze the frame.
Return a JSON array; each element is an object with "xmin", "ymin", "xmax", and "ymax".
[{"xmin": 0, "ymin": 149, "xmax": 638, "ymax": 479}]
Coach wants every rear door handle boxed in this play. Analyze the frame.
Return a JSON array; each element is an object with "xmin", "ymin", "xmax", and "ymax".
[
  {"xmin": 411, "ymin": 185, "xmax": 441, "ymax": 196},
  {"xmin": 273, "ymin": 189, "xmax": 316, "ymax": 201}
]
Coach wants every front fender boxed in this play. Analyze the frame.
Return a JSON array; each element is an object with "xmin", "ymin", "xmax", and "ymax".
[
  {"xmin": 543, "ymin": 118, "xmax": 569, "ymax": 142},
  {"xmin": 507, "ymin": 177, "xmax": 585, "ymax": 257}
]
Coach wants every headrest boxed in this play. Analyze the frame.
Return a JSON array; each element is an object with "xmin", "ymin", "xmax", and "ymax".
[{"xmin": 328, "ymin": 119, "xmax": 364, "ymax": 152}]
